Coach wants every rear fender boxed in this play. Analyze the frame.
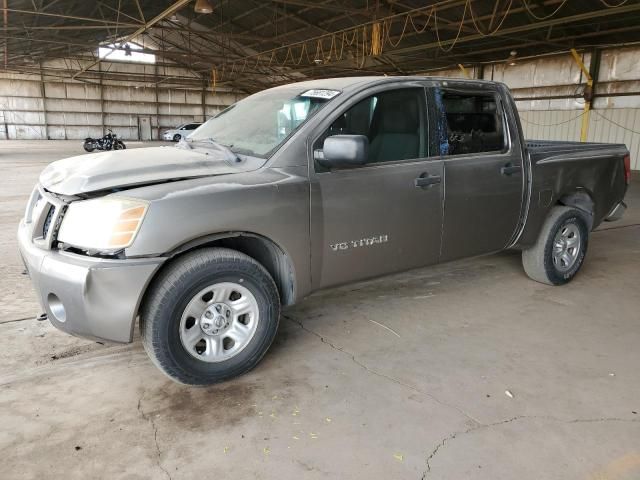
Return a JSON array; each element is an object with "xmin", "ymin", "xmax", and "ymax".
[{"xmin": 558, "ymin": 190, "xmax": 595, "ymax": 230}]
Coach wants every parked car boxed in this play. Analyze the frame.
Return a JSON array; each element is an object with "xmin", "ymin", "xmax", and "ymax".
[
  {"xmin": 19, "ymin": 76, "xmax": 630, "ymax": 385},
  {"xmin": 162, "ymin": 122, "xmax": 202, "ymax": 142}
]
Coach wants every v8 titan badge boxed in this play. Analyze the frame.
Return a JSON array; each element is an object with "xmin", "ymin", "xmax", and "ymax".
[{"xmin": 330, "ymin": 234, "xmax": 389, "ymax": 252}]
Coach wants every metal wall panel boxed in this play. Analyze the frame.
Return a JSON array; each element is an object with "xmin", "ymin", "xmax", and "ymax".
[
  {"xmin": 0, "ymin": 60, "xmax": 237, "ymax": 140},
  {"xmin": 519, "ymin": 107, "xmax": 640, "ymax": 169},
  {"xmin": 2, "ymin": 46, "xmax": 640, "ymax": 163}
]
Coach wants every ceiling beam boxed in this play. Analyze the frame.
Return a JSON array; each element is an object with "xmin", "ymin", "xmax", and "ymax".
[
  {"xmin": 0, "ymin": 7, "xmax": 139, "ymax": 26},
  {"xmin": 228, "ymin": 1, "xmax": 639, "ymax": 70},
  {"xmin": 71, "ymin": 0, "xmax": 194, "ymax": 80},
  {"xmin": 270, "ymin": 0, "xmax": 366, "ymax": 15}
]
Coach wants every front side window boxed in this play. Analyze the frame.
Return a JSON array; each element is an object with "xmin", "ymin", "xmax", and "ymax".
[
  {"xmin": 434, "ymin": 89, "xmax": 506, "ymax": 156},
  {"xmin": 189, "ymin": 87, "xmax": 338, "ymax": 158},
  {"xmin": 317, "ymin": 88, "xmax": 426, "ymax": 165}
]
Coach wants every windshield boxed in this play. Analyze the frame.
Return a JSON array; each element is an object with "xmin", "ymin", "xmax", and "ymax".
[{"xmin": 188, "ymin": 87, "xmax": 340, "ymax": 157}]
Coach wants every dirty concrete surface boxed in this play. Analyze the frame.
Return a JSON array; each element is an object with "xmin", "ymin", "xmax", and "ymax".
[{"xmin": 1, "ymin": 140, "xmax": 638, "ymax": 480}]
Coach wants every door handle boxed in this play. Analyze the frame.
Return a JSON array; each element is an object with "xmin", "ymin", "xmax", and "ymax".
[
  {"xmin": 500, "ymin": 163, "xmax": 522, "ymax": 176},
  {"xmin": 415, "ymin": 173, "xmax": 441, "ymax": 188}
]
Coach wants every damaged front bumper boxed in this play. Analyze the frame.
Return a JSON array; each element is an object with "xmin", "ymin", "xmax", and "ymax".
[{"xmin": 18, "ymin": 220, "xmax": 165, "ymax": 343}]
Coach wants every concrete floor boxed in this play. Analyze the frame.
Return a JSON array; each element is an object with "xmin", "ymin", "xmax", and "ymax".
[{"xmin": 1, "ymin": 140, "xmax": 639, "ymax": 480}]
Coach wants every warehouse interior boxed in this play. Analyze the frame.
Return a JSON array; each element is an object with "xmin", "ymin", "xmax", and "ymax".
[{"xmin": 1, "ymin": 1, "xmax": 639, "ymax": 479}]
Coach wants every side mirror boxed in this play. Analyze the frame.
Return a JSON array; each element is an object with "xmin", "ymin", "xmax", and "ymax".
[{"xmin": 317, "ymin": 135, "xmax": 368, "ymax": 169}]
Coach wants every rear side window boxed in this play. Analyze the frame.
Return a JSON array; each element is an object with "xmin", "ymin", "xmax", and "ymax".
[{"xmin": 433, "ymin": 89, "xmax": 506, "ymax": 156}]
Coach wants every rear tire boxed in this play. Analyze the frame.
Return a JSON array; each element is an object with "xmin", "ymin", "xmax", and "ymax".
[
  {"xmin": 140, "ymin": 248, "xmax": 280, "ymax": 385},
  {"xmin": 83, "ymin": 141, "xmax": 95, "ymax": 152},
  {"xmin": 522, "ymin": 206, "xmax": 589, "ymax": 285}
]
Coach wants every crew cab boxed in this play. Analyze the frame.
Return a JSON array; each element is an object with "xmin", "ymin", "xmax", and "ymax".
[{"xmin": 18, "ymin": 76, "xmax": 630, "ymax": 385}]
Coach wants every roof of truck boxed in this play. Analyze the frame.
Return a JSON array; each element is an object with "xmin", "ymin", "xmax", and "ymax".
[{"xmin": 269, "ymin": 76, "xmax": 502, "ymax": 93}]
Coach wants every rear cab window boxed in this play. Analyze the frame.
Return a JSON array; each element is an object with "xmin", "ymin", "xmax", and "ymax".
[{"xmin": 431, "ymin": 86, "xmax": 508, "ymax": 156}]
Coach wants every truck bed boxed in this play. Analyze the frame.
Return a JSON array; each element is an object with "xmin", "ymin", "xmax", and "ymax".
[
  {"xmin": 515, "ymin": 138, "xmax": 629, "ymax": 247},
  {"xmin": 525, "ymin": 139, "xmax": 627, "ymax": 157}
]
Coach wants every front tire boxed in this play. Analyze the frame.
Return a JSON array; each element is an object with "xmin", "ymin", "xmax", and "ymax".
[
  {"xmin": 522, "ymin": 206, "xmax": 589, "ymax": 285},
  {"xmin": 140, "ymin": 248, "xmax": 280, "ymax": 385},
  {"xmin": 173, "ymin": 134, "xmax": 181, "ymax": 142}
]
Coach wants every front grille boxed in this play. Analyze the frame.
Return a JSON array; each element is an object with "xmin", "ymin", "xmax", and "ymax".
[
  {"xmin": 42, "ymin": 205, "xmax": 55, "ymax": 237},
  {"xmin": 27, "ymin": 185, "xmax": 66, "ymax": 249}
]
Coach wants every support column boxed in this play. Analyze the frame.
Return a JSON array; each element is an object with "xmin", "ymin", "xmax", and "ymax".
[
  {"xmin": 99, "ymin": 63, "xmax": 105, "ymax": 136},
  {"xmin": 39, "ymin": 62, "xmax": 48, "ymax": 140},
  {"xmin": 154, "ymin": 63, "xmax": 160, "ymax": 140},
  {"xmin": 457, "ymin": 64, "xmax": 471, "ymax": 79},
  {"xmin": 570, "ymin": 48, "xmax": 594, "ymax": 142},
  {"xmin": 477, "ymin": 64, "xmax": 485, "ymax": 81},
  {"xmin": 201, "ymin": 80, "xmax": 207, "ymax": 123}
]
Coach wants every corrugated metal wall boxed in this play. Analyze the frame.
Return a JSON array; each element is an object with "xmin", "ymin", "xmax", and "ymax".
[
  {"xmin": 429, "ymin": 46, "xmax": 640, "ymax": 170},
  {"xmin": 0, "ymin": 59, "xmax": 240, "ymax": 141},
  {"xmin": 519, "ymin": 109, "xmax": 640, "ymax": 170},
  {"xmin": 2, "ymin": 46, "xmax": 640, "ymax": 170}
]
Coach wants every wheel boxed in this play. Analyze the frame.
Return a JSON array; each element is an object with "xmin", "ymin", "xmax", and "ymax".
[
  {"xmin": 114, "ymin": 140, "xmax": 126, "ymax": 150},
  {"xmin": 173, "ymin": 134, "xmax": 181, "ymax": 142},
  {"xmin": 83, "ymin": 141, "xmax": 95, "ymax": 152},
  {"xmin": 140, "ymin": 248, "xmax": 280, "ymax": 385},
  {"xmin": 522, "ymin": 206, "xmax": 589, "ymax": 285}
]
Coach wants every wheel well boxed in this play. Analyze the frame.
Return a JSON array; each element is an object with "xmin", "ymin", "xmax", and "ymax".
[
  {"xmin": 557, "ymin": 190, "xmax": 595, "ymax": 229},
  {"xmin": 161, "ymin": 233, "xmax": 296, "ymax": 306}
]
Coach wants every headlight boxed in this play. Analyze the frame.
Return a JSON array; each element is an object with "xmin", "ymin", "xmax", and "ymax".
[{"xmin": 58, "ymin": 197, "xmax": 149, "ymax": 251}]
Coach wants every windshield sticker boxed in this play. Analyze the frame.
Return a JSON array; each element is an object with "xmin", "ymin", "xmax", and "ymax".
[{"xmin": 300, "ymin": 89, "xmax": 340, "ymax": 99}]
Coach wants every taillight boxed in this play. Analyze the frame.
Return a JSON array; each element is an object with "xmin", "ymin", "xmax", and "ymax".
[{"xmin": 623, "ymin": 153, "xmax": 631, "ymax": 185}]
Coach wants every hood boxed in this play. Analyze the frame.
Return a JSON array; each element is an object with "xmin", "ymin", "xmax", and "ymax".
[{"xmin": 40, "ymin": 145, "xmax": 261, "ymax": 195}]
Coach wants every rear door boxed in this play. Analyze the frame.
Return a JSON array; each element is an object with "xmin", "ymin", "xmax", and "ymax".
[
  {"xmin": 310, "ymin": 85, "xmax": 444, "ymax": 289},
  {"xmin": 428, "ymin": 83, "xmax": 525, "ymax": 261}
]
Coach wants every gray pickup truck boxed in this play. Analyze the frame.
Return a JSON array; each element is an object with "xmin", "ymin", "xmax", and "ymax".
[{"xmin": 18, "ymin": 76, "xmax": 630, "ymax": 385}]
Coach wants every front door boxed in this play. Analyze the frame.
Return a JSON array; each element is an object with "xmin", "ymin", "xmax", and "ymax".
[
  {"xmin": 428, "ymin": 84, "xmax": 525, "ymax": 262},
  {"xmin": 310, "ymin": 86, "xmax": 444, "ymax": 289}
]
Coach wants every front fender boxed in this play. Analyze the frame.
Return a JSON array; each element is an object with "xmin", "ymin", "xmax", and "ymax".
[{"xmin": 121, "ymin": 167, "xmax": 312, "ymax": 300}]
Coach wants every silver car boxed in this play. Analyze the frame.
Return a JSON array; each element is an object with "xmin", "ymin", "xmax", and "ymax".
[
  {"xmin": 162, "ymin": 122, "xmax": 202, "ymax": 142},
  {"xmin": 18, "ymin": 76, "xmax": 629, "ymax": 385}
]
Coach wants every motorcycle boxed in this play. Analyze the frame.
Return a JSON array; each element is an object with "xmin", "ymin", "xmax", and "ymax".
[{"xmin": 83, "ymin": 129, "xmax": 126, "ymax": 152}]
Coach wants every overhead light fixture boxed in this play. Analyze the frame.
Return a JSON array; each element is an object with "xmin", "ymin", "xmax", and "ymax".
[
  {"xmin": 508, "ymin": 50, "xmax": 517, "ymax": 66},
  {"xmin": 194, "ymin": 0, "xmax": 213, "ymax": 14}
]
